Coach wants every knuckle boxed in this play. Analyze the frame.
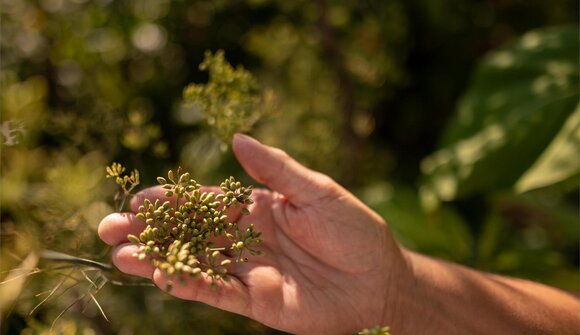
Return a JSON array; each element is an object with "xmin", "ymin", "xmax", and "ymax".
[{"xmin": 313, "ymin": 172, "xmax": 343, "ymax": 199}]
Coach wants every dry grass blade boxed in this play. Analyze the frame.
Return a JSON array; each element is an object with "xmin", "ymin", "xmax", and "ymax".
[
  {"xmin": 52, "ymin": 280, "xmax": 81, "ymax": 300},
  {"xmin": 81, "ymin": 269, "xmax": 98, "ymax": 289},
  {"xmin": 35, "ymin": 289, "xmax": 52, "ymax": 297},
  {"xmin": 88, "ymin": 292, "xmax": 109, "ymax": 322},
  {"xmin": 0, "ymin": 268, "xmax": 42, "ymax": 285},
  {"xmin": 50, "ymin": 293, "xmax": 87, "ymax": 331},
  {"xmin": 28, "ymin": 268, "xmax": 89, "ymax": 316},
  {"xmin": 29, "ymin": 273, "xmax": 69, "ymax": 315}
]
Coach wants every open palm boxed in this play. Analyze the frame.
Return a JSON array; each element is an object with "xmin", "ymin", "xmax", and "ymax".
[{"xmin": 99, "ymin": 135, "xmax": 408, "ymax": 334}]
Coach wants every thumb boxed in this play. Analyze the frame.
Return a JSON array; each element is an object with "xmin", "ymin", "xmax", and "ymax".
[{"xmin": 232, "ymin": 134, "xmax": 341, "ymax": 206}]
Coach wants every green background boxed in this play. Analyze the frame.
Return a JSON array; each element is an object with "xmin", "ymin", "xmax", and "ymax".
[{"xmin": 1, "ymin": 0, "xmax": 578, "ymax": 334}]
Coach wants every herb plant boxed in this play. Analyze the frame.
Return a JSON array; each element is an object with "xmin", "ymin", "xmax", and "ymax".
[
  {"xmin": 182, "ymin": 50, "xmax": 275, "ymax": 148},
  {"xmin": 108, "ymin": 165, "xmax": 263, "ymax": 283},
  {"xmin": 105, "ymin": 162, "xmax": 140, "ymax": 211}
]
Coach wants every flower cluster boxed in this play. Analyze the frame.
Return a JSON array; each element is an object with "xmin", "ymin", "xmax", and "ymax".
[
  {"xmin": 105, "ymin": 162, "xmax": 140, "ymax": 195},
  {"xmin": 182, "ymin": 50, "xmax": 275, "ymax": 147},
  {"xmin": 127, "ymin": 168, "xmax": 262, "ymax": 282}
]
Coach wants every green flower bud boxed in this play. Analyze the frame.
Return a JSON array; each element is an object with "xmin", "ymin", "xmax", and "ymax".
[
  {"xmin": 127, "ymin": 234, "xmax": 141, "ymax": 244},
  {"xmin": 174, "ymin": 262, "xmax": 184, "ymax": 271},
  {"xmin": 127, "ymin": 167, "xmax": 263, "ymax": 282}
]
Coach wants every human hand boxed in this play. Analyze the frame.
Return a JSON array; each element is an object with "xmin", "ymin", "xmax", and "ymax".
[{"xmin": 98, "ymin": 134, "xmax": 411, "ymax": 334}]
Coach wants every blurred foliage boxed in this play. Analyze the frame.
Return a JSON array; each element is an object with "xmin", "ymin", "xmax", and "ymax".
[
  {"xmin": 183, "ymin": 50, "xmax": 276, "ymax": 149},
  {"xmin": 0, "ymin": 0, "xmax": 578, "ymax": 334},
  {"xmin": 421, "ymin": 26, "xmax": 578, "ymax": 203},
  {"xmin": 360, "ymin": 183, "xmax": 473, "ymax": 264}
]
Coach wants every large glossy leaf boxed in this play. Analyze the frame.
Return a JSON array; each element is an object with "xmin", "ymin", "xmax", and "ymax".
[
  {"xmin": 421, "ymin": 25, "xmax": 579, "ymax": 202},
  {"xmin": 515, "ymin": 104, "xmax": 580, "ymax": 192}
]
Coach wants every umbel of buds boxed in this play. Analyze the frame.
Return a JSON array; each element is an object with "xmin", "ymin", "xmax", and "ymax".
[{"xmin": 127, "ymin": 167, "xmax": 263, "ymax": 282}]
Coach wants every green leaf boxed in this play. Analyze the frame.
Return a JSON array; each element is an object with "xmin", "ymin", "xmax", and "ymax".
[
  {"xmin": 515, "ymin": 105, "xmax": 580, "ymax": 192},
  {"xmin": 421, "ymin": 25, "xmax": 579, "ymax": 202}
]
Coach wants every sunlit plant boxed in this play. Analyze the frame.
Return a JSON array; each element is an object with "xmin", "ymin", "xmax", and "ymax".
[
  {"xmin": 107, "ymin": 164, "xmax": 263, "ymax": 285},
  {"xmin": 105, "ymin": 162, "xmax": 140, "ymax": 211},
  {"xmin": 183, "ymin": 50, "xmax": 275, "ymax": 149}
]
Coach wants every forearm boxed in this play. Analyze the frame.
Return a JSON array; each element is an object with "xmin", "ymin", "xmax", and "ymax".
[{"xmin": 389, "ymin": 250, "xmax": 580, "ymax": 334}]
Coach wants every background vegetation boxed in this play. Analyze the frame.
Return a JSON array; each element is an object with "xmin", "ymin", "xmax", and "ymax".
[{"xmin": 1, "ymin": 0, "xmax": 578, "ymax": 334}]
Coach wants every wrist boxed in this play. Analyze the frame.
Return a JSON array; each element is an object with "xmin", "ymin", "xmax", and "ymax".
[
  {"xmin": 381, "ymin": 249, "xmax": 460, "ymax": 334},
  {"xmin": 363, "ymin": 245, "xmax": 417, "ymax": 333},
  {"xmin": 381, "ymin": 248, "xmax": 422, "ymax": 333}
]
